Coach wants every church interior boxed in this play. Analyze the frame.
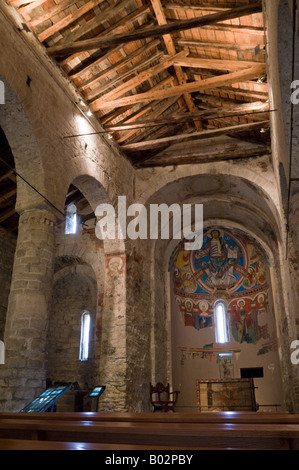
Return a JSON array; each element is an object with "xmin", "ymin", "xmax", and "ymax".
[{"xmin": 0, "ymin": 0, "xmax": 299, "ymax": 451}]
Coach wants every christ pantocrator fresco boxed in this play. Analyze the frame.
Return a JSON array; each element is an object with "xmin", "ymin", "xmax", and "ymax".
[{"xmin": 173, "ymin": 228, "xmax": 272, "ymax": 346}]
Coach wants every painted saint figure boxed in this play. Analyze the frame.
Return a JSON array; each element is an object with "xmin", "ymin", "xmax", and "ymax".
[{"xmin": 195, "ymin": 230, "xmax": 240, "ymax": 289}]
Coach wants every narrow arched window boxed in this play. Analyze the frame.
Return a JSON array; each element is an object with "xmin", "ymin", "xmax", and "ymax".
[
  {"xmin": 65, "ymin": 202, "xmax": 77, "ymax": 234},
  {"xmin": 79, "ymin": 311, "xmax": 91, "ymax": 361},
  {"xmin": 214, "ymin": 300, "xmax": 230, "ymax": 344}
]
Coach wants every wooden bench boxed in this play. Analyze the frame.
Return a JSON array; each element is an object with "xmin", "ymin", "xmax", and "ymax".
[
  {"xmin": 0, "ymin": 438, "xmax": 216, "ymax": 450},
  {"xmin": 0, "ymin": 413, "xmax": 299, "ymax": 449},
  {"xmin": 1, "ymin": 411, "xmax": 298, "ymax": 424}
]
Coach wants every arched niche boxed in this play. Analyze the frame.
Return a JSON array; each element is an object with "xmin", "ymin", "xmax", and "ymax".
[
  {"xmin": 54, "ymin": 174, "xmax": 128, "ymax": 411},
  {"xmin": 144, "ymin": 171, "xmax": 293, "ymax": 410},
  {"xmin": 48, "ymin": 261, "xmax": 98, "ymax": 396},
  {"xmin": 169, "ymin": 226, "xmax": 283, "ymax": 412},
  {"xmin": 0, "ymin": 76, "xmax": 47, "ymax": 212}
]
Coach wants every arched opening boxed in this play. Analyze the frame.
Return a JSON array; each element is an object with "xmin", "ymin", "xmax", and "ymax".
[
  {"xmin": 47, "ymin": 263, "xmax": 97, "ymax": 411},
  {"xmin": 79, "ymin": 310, "xmax": 91, "ymax": 362},
  {"xmin": 0, "ymin": 127, "xmax": 17, "ymax": 344},
  {"xmin": 170, "ymin": 226, "xmax": 283, "ymax": 412},
  {"xmin": 65, "ymin": 202, "xmax": 78, "ymax": 235},
  {"xmin": 214, "ymin": 300, "xmax": 230, "ymax": 344}
]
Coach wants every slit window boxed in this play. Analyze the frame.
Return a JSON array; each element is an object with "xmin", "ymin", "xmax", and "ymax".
[
  {"xmin": 79, "ymin": 311, "xmax": 91, "ymax": 361},
  {"xmin": 65, "ymin": 203, "xmax": 77, "ymax": 234},
  {"xmin": 214, "ymin": 300, "xmax": 230, "ymax": 344}
]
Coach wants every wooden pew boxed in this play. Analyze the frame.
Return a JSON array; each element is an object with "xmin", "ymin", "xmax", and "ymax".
[
  {"xmin": 0, "ymin": 413, "xmax": 299, "ymax": 449},
  {"xmin": 1, "ymin": 411, "xmax": 298, "ymax": 424},
  {"xmin": 0, "ymin": 438, "xmax": 218, "ymax": 450}
]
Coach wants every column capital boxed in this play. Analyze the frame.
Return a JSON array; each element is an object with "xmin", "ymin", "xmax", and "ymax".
[{"xmin": 18, "ymin": 203, "xmax": 58, "ymax": 227}]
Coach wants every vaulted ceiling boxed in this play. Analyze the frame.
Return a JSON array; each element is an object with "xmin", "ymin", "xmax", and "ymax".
[{"xmin": 0, "ymin": 0, "xmax": 271, "ymax": 233}]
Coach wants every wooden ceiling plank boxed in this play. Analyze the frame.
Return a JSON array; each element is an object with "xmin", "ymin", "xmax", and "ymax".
[
  {"xmin": 150, "ymin": 0, "xmax": 201, "ymax": 130},
  {"xmin": 59, "ymin": 11, "xmax": 154, "ymax": 68},
  {"xmin": 61, "ymin": 3, "xmax": 151, "ymax": 47},
  {"xmin": 174, "ymin": 38, "xmax": 264, "ymax": 51},
  {"xmin": 0, "ymin": 207, "xmax": 16, "ymax": 224},
  {"xmin": 85, "ymin": 50, "xmax": 165, "ymax": 101},
  {"xmin": 0, "ymin": 188, "xmax": 17, "ymax": 203},
  {"xmin": 106, "ymin": 101, "xmax": 269, "ymax": 131},
  {"xmin": 11, "ymin": 0, "xmax": 45, "ymax": 10},
  {"xmin": 121, "ymin": 120, "xmax": 270, "ymax": 152},
  {"xmin": 78, "ymin": 39, "xmax": 160, "ymax": 87},
  {"xmin": 0, "ymin": 170, "xmax": 14, "ymax": 183},
  {"xmin": 135, "ymin": 145, "xmax": 271, "ymax": 168},
  {"xmin": 114, "ymin": 77, "xmax": 178, "ymax": 142},
  {"xmin": 173, "ymin": 57, "xmax": 261, "ymax": 72},
  {"xmin": 116, "ymin": 95, "xmax": 179, "ymax": 144},
  {"xmin": 100, "ymin": 105, "xmax": 134, "ymax": 125},
  {"xmin": 201, "ymin": 24, "xmax": 265, "ymax": 35},
  {"xmin": 28, "ymin": 0, "xmax": 80, "ymax": 27},
  {"xmin": 88, "ymin": 50, "xmax": 188, "ymax": 107},
  {"xmin": 90, "ymin": 64, "xmax": 266, "ymax": 110},
  {"xmin": 197, "ymin": 85, "xmax": 269, "ymax": 102},
  {"xmin": 164, "ymin": 2, "xmax": 230, "ymax": 12},
  {"xmin": 37, "ymin": 0, "xmax": 107, "ymax": 43},
  {"xmin": 67, "ymin": 45, "xmax": 121, "ymax": 77},
  {"xmin": 47, "ymin": 2, "xmax": 263, "ymax": 56}
]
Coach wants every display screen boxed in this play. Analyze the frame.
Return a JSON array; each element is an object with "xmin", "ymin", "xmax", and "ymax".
[
  {"xmin": 20, "ymin": 383, "xmax": 72, "ymax": 412},
  {"xmin": 89, "ymin": 386, "xmax": 105, "ymax": 398}
]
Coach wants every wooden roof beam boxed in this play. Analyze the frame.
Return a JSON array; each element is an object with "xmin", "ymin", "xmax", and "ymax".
[
  {"xmin": 47, "ymin": 2, "xmax": 263, "ymax": 57},
  {"xmin": 121, "ymin": 120, "xmax": 270, "ymax": 152},
  {"xmin": 89, "ymin": 51, "xmax": 189, "ymax": 110},
  {"xmin": 135, "ymin": 144, "xmax": 271, "ymax": 168},
  {"xmin": 173, "ymin": 57, "xmax": 262, "ymax": 72},
  {"xmin": 38, "ymin": 0, "xmax": 107, "ymax": 42},
  {"xmin": 174, "ymin": 39, "xmax": 265, "ymax": 52},
  {"xmin": 150, "ymin": 0, "xmax": 201, "ymax": 130},
  {"xmin": 90, "ymin": 64, "xmax": 266, "ymax": 110},
  {"xmin": 104, "ymin": 101, "xmax": 269, "ymax": 132},
  {"xmin": 0, "ymin": 207, "xmax": 16, "ymax": 224},
  {"xmin": 85, "ymin": 50, "xmax": 165, "ymax": 102},
  {"xmin": 78, "ymin": 39, "xmax": 160, "ymax": 89}
]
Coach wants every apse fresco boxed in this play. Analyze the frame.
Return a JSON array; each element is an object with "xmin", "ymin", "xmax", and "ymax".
[{"xmin": 172, "ymin": 228, "xmax": 272, "ymax": 346}]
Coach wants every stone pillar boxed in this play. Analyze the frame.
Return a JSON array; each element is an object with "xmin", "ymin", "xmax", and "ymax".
[
  {"xmin": 98, "ymin": 248, "xmax": 127, "ymax": 412},
  {"xmin": 0, "ymin": 206, "xmax": 56, "ymax": 411}
]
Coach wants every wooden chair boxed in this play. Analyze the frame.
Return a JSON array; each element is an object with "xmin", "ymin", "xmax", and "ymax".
[{"xmin": 150, "ymin": 382, "xmax": 180, "ymax": 412}]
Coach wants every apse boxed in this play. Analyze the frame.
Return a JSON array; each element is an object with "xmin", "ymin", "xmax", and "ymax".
[{"xmin": 169, "ymin": 226, "xmax": 283, "ymax": 412}]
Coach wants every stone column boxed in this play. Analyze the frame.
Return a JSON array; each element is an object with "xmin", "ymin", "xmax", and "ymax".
[
  {"xmin": 98, "ymin": 248, "xmax": 127, "ymax": 412},
  {"xmin": 0, "ymin": 206, "xmax": 56, "ymax": 411}
]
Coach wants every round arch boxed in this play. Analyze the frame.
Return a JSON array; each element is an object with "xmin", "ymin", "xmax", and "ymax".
[
  {"xmin": 144, "ymin": 172, "xmax": 293, "ymax": 410},
  {"xmin": 0, "ymin": 76, "xmax": 47, "ymax": 212},
  {"xmin": 56, "ymin": 173, "xmax": 128, "ymax": 411}
]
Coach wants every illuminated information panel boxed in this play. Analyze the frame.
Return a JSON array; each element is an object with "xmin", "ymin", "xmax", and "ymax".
[
  {"xmin": 21, "ymin": 383, "xmax": 72, "ymax": 412},
  {"xmin": 89, "ymin": 385, "xmax": 105, "ymax": 398}
]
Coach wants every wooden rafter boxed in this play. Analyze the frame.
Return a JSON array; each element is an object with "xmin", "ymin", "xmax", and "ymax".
[
  {"xmin": 38, "ymin": 0, "xmax": 107, "ymax": 42},
  {"xmin": 90, "ymin": 64, "xmax": 266, "ymax": 110},
  {"xmin": 120, "ymin": 120, "xmax": 270, "ymax": 152},
  {"xmin": 104, "ymin": 101, "xmax": 269, "ymax": 132},
  {"xmin": 150, "ymin": 0, "xmax": 202, "ymax": 130},
  {"xmin": 89, "ymin": 50, "xmax": 188, "ymax": 108},
  {"xmin": 46, "ymin": 2, "xmax": 263, "ymax": 57},
  {"xmin": 135, "ymin": 145, "xmax": 271, "ymax": 168},
  {"xmin": 6, "ymin": 0, "xmax": 270, "ymax": 171}
]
